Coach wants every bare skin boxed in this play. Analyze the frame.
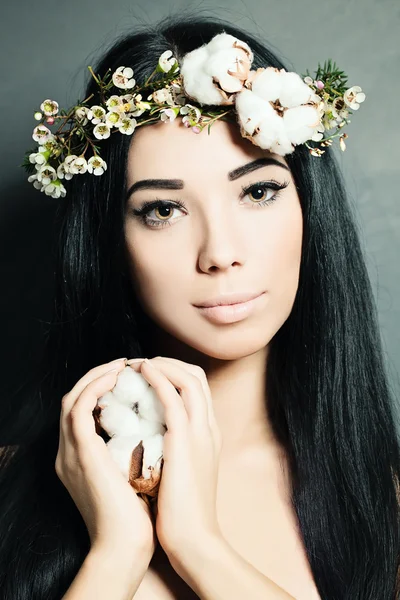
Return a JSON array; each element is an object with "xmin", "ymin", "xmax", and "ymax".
[{"xmin": 123, "ymin": 118, "xmax": 321, "ymax": 599}]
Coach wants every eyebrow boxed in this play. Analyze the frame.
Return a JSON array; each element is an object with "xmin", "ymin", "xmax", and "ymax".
[{"xmin": 126, "ymin": 157, "xmax": 290, "ymax": 199}]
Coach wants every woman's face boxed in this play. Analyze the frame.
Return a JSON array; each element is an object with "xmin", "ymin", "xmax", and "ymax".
[{"xmin": 124, "ymin": 117, "xmax": 303, "ymax": 361}]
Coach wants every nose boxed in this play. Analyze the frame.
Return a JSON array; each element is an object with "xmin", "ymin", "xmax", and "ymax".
[{"xmin": 197, "ymin": 210, "xmax": 245, "ymax": 273}]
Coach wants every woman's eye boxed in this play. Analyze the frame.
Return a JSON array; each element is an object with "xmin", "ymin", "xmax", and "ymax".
[{"xmin": 131, "ymin": 179, "xmax": 289, "ymax": 229}]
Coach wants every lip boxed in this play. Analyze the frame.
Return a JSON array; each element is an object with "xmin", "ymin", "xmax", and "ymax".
[
  {"xmin": 193, "ymin": 291, "xmax": 263, "ymax": 308},
  {"xmin": 195, "ymin": 292, "xmax": 265, "ymax": 324}
]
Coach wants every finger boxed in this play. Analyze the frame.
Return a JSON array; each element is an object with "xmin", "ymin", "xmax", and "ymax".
[
  {"xmin": 152, "ymin": 357, "xmax": 219, "ymax": 438},
  {"xmin": 146, "ymin": 358, "xmax": 209, "ymax": 432},
  {"xmin": 139, "ymin": 360, "xmax": 188, "ymax": 435},
  {"xmin": 68, "ymin": 368, "xmax": 121, "ymax": 447},
  {"xmin": 61, "ymin": 358, "xmax": 127, "ymax": 416}
]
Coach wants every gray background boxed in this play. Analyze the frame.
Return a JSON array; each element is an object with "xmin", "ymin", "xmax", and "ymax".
[{"xmin": 1, "ymin": 0, "xmax": 399, "ymax": 408}]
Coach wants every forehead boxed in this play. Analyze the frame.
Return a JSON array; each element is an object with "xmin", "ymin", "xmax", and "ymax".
[{"xmin": 126, "ymin": 117, "xmax": 288, "ymax": 184}]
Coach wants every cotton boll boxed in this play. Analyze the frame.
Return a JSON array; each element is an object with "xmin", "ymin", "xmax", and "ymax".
[
  {"xmin": 283, "ymin": 105, "xmax": 320, "ymax": 145},
  {"xmin": 279, "ymin": 72, "xmax": 315, "ymax": 108},
  {"xmin": 254, "ymin": 113, "xmax": 294, "ymax": 155},
  {"xmin": 106, "ymin": 435, "xmax": 143, "ymax": 480},
  {"xmin": 138, "ymin": 416, "xmax": 167, "ymax": 438},
  {"xmin": 235, "ymin": 88, "xmax": 275, "ymax": 135},
  {"xmin": 180, "ymin": 47, "xmax": 225, "ymax": 106},
  {"xmin": 137, "ymin": 386, "xmax": 166, "ymax": 424},
  {"xmin": 111, "ymin": 366, "xmax": 151, "ymax": 408},
  {"xmin": 142, "ymin": 433, "xmax": 164, "ymax": 480},
  {"xmin": 251, "ymin": 67, "xmax": 283, "ymax": 102},
  {"xmin": 98, "ymin": 402, "xmax": 141, "ymax": 438}
]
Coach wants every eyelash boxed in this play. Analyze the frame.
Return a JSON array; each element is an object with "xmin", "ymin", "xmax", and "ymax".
[{"xmin": 130, "ymin": 179, "xmax": 290, "ymax": 229}]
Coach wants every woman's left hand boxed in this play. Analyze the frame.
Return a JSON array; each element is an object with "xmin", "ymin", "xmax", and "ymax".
[{"xmin": 129, "ymin": 356, "xmax": 223, "ymax": 567}]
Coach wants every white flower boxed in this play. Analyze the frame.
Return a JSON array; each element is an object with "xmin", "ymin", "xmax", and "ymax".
[
  {"xmin": 118, "ymin": 117, "xmax": 137, "ymax": 135},
  {"xmin": 36, "ymin": 165, "xmax": 57, "ymax": 185},
  {"xmin": 180, "ymin": 32, "xmax": 254, "ymax": 105},
  {"xmin": 180, "ymin": 104, "xmax": 202, "ymax": 126},
  {"xmin": 40, "ymin": 99, "xmax": 59, "ymax": 116},
  {"xmin": 112, "ymin": 66, "xmax": 136, "ymax": 90},
  {"xmin": 87, "ymin": 155, "xmax": 107, "ymax": 175},
  {"xmin": 129, "ymin": 94, "xmax": 151, "ymax": 117},
  {"xmin": 343, "ymin": 85, "xmax": 365, "ymax": 110},
  {"xmin": 158, "ymin": 50, "xmax": 179, "ymax": 73},
  {"xmin": 67, "ymin": 156, "xmax": 88, "ymax": 175},
  {"xmin": 64, "ymin": 154, "xmax": 78, "ymax": 173},
  {"xmin": 160, "ymin": 107, "xmax": 179, "ymax": 122},
  {"xmin": 42, "ymin": 180, "xmax": 67, "ymax": 198},
  {"xmin": 57, "ymin": 162, "xmax": 74, "ymax": 180},
  {"xmin": 93, "ymin": 123, "xmax": 111, "ymax": 139},
  {"xmin": 152, "ymin": 88, "xmax": 174, "ymax": 105},
  {"xmin": 32, "ymin": 125, "xmax": 52, "ymax": 143},
  {"xmin": 34, "ymin": 111, "xmax": 42, "ymax": 121},
  {"xmin": 28, "ymin": 173, "xmax": 43, "ymax": 190},
  {"xmin": 87, "ymin": 105, "xmax": 106, "ymax": 124},
  {"xmin": 106, "ymin": 95, "xmax": 123, "ymax": 110},
  {"xmin": 75, "ymin": 106, "xmax": 90, "ymax": 126},
  {"xmin": 105, "ymin": 110, "xmax": 124, "ymax": 128},
  {"xmin": 29, "ymin": 151, "xmax": 47, "ymax": 168}
]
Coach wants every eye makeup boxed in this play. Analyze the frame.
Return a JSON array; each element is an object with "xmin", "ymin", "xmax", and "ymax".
[{"xmin": 127, "ymin": 178, "xmax": 290, "ymax": 229}]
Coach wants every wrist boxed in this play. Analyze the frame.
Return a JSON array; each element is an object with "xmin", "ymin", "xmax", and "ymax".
[{"xmin": 90, "ymin": 538, "xmax": 154, "ymax": 569}]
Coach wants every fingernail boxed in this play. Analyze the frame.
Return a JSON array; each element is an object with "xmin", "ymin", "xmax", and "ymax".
[
  {"xmin": 111, "ymin": 357, "xmax": 127, "ymax": 365},
  {"xmin": 127, "ymin": 358, "xmax": 145, "ymax": 365}
]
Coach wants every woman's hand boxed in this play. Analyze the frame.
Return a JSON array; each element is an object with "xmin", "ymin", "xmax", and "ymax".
[
  {"xmin": 129, "ymin": 356, "xmax": 223, "ymax": 566},
  {"xmin": 55, "ymin": 358, "xmax": 157, "ymax": 558}
]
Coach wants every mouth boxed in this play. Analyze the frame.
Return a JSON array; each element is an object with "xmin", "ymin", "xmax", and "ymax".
[{"xmin": 194, "ymin": 292, "xmax": 265, "ymax": 324}]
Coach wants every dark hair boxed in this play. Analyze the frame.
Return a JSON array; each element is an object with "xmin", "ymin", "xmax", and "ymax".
[{"xmin": 1, "ymin": 11, "xmax": 399, "ymax": 600}]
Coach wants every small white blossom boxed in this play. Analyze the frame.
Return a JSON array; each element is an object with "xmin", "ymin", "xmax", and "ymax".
[
  {"xmin": 343, "ymin": 86, "xmax": 365, "ymax": 110},
  {"xmin": 180, "ymin": 32, "xmax": 254, "ymax": 105},
  {"xmin": 75, "ymin": 106, "xmax": 90, "ymax": 126},
  {"xmin": 87, "ymin": 155, "xmax": 107, "ymax": 175},
  {"xmin": 180, "ymin": 104, "xmax": 201, "ymax": 126},
  {"xmin": 32, "ymin": 125, "xmax": 52, "ymax": 143},
  {"xmin": 118, "ymin": 117, "xmax": 137, "ymax": 135},
  {"xmin": 40, "ymin": 99, "xmax": 59, "ymax": 116},
  {"xmin": 28, "ymin": 173, "xmax": 43, "ymax": 189},
  {"xmin": 36, "ymin": 165, "xmax": 57, "ymax": 185},
  {"xmin": 57, "ymin": 162, "xmax": 74, "ymax": 180},
  {"xmin": 29, "ymin": 151, "xmax": 47, "ymax": 168},
  {"xmin": 160, "ymin": 108, "xmax": 179, "ymax": 122},
  {"xmin": 112, "ymin": 66, "xmax": 136, "ymax": 90},
  {"xmin": 105, "ymin": 110, "xmax": 124, "ymax": 128},
  {"xmin": 152, "ymin": 88, "xmax": 173, "ymax": 105},
  {"xmin": 87, "ymin": 105, "xmax": 106, "ymax": 124},
  {"xmin": 68, "ymin": 156, "xmax": 88, "ymax": 175},
  {"xmin": 42, "ymin": 180, "xmax": 67, "ymax": 198},
  {"xmin": 93, "ymin": 123, "xmax": 111, "ymax": 139},
  {"xmin": 64, "ymin": 155, "xmax": 79, "ymax": 173},
  {"xmin": 106, "ymin": 95, "xmax": 123, "ymax": 110},
  {"xmin": 34, "ymin": 111, "xmax": 42, "ymax": 121},
  {"xmin": 158, "ymin": 50, "xmax": 178, "ymax": 73}
]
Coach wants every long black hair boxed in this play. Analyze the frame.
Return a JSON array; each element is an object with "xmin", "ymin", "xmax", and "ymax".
[{"xmin": 1, "ymin": 11, "xmax": 399, "ymax": 599}]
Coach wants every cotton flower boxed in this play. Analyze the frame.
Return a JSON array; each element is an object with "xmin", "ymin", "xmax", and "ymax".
[
  {"xmin": 94, "ymin": 366, "xmax": 166, "ymax": 496},
  {"xmin": 158, "ymin": 50, "xmax": 179, "ymax": 73},
  {"xmin": 40, "ymin": 99, "xmax": 59, "ymax": 116},
  {"xmin": 112, "ymin": 66, "xmax": 136, "ymax": 90},
  {"xmin": 235, "ymin": 66, "xmax": 321, "ymax": 155},
  {"xmin": 180, "ymin": 32, "xmax": 254, "ymax": 105},
  {"xmin": 87, "ymin": 155, "xmax": 107, "ymax": 175},
  {"xmin": 343, "ymin": 85, "xmax": 365, "ymax": 110}
]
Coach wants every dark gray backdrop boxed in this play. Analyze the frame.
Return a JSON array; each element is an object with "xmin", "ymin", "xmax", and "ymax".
[{"xmin": 1, "ymin": 0, "xmax": 399, "ymax": 419}]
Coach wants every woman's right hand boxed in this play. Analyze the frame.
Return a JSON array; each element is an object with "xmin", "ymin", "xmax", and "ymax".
[{"xmin": 55, "ymin": 358, "xmax": 156, "ymax": 558}]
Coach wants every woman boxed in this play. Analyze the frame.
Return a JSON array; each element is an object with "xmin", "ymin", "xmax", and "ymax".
[{"xmin": 1, "ymin": 12, "xmax": 399, "ymax": 600}]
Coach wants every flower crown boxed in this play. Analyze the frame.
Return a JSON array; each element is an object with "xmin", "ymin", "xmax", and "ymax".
[{"xmin": 22, "ymin": 32, "xmax": 366, "ymax": 199}]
